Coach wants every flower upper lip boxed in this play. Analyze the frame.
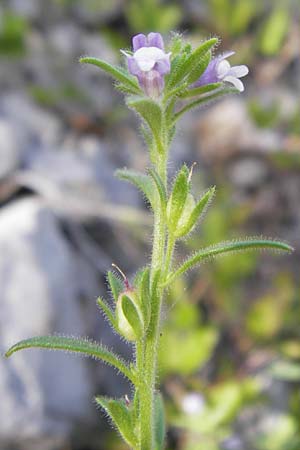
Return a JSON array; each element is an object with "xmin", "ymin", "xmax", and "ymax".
[{"xmin": 133, "ymin": 47, "xmax": 171, "ymax": 72}]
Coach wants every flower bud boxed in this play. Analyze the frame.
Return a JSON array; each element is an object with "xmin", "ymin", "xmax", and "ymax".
[{"xmin": 116, "ymin": 289, "xmax": 143, "ymax": 342}]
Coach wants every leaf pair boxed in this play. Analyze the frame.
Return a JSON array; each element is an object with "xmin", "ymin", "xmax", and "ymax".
[
  {"xmin": 167, "ymin": 165, "xmax": 215, "ymax": 238},
  {"xmin": 167, "ymin": 38, "xmax": 218, "ymax": 89}
]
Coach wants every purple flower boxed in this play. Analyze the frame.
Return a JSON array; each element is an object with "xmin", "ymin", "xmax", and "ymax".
[
  {"xmin": 121, "ymin": 33, "xmax": 171, "ymax": 98},
  {"xmin": 194, "ymin": 51, "xmax": 249, "ymax": 92}
]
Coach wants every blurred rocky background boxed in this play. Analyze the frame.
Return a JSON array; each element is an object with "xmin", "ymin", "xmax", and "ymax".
[{"xmin": 0, "ymin": 1, "xmax": 299, "ymax": 449}]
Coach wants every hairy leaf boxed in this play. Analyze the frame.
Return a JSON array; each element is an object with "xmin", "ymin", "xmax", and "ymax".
[
  {"xmin": 127, "ymin": 97, "xmax": 164, "ymax": 153},
  {"xmin": 96, "ymin": 396, "xmax": 138, "ymax": 447},
  {"xmin": 175, "ymin": 186, "xmax": 216, "ymax": 238},
  {"xmin": 107, "ymin": 270, "xmax": 123, "ymax": 301},
  {"xmin": 5, "ymin": 335, "xmax": 136, "ymax": 382},
  {"xmin": 97, "ymin": 297, "xmax": 116, "ymax": 329},
  {"xmin": 148, "ymin": 167, "xmax": 167, "ymax": 210},
  {"xmin": 167, "ymin": 165, "xmax": 189, "ymax": 231},
  {"xmin": 168, "ymin": 38, "xmax": 218, "ymax": 88},
  {"xmin": 116, "ymin": 168, "xmax": 155, "ymax": 207},
  {"xmin": 186, "ymin": 50, "xmax": 211, "ymax": 85},
  {"xmin": 164, "ymin": 238, "xmax": 294, "ymax": 285},
  {"xmin": 174, "ymin": 86, "xmax": 239, "ymax": 122},
  {"xmin": 80, "ymin": 57, "xmax": 141, "ymax": 93},
  {"xmin": 180, "ymin": 82, "xmax": 222, "ymax": 98}
]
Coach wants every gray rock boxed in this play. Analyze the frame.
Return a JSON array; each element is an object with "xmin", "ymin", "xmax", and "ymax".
[
  {"xmin": 0, "ymin": 198, "xmax": 94, "ymax": 444},
  {"xmin": 0, "ymin": 119, "xmax": 22, "ymax": 178},
  {"xmin": 73, "ymin": 0, "xmax": 124, "ymax": 25},
  {"xmin": 48, "ymin": 23, "xmax": 81, "ymax": 57},
  {"xmin": 228, "ymin": 157, "xmax": 268, "ymax": 190},
  {"xmin": 1, "ymin": 94, "xmax": 62, "ymax": 148},
  {"xmin": 195, "ymin": 98, "xmax": 281, "ymax": 162},
  {"xmin": 9, "ymin": 0, "xmax": 42, "ymax": 21}
]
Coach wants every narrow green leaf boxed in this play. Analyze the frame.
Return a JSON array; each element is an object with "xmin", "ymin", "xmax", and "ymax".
[
  {"xmin": 154, "ymin": 393, "xmax": 165, "ymax": 450},
  {"xmin": 164, "ymin": 238, "xmax": 294, "ymax": 286},
  {"xmin": 115, "ymin": 82, "xmax": 143, "ymax": 96},
  {"xmin": 164, "ymin": 82, "xmax": 188, "ymax": 102},
  {"xmin": 80, "ymin": 57, "xmax": 141, "ymax": 93},
  {"xmin": 174, "ymin": 186, "xmax": 216, "ymax": 238},
  {"xmin": 186, "ymin": 50, "xmax": 211, "ymax": 85},
  {"xmin": 167, "ymin": 166, "xmax": 189, "ymax": 231},
  {"xmin": 127, "ymin": 97, "xmax": 163, "ymax": 153},
  {"xmin": 5, "ymin": 335, "xmax": 136, "ymax": 383},
  {"xmin": 122, "ymin": 295, "xmax": 143, "ymax": 339},
  {"xmin": 97, "ymin": 297, "xmax": 116, "ymax": 329},
  {"xmin": 115, "ymin": 168, "xmax": 155, "ymax": 207},
  {"xmin": 179, "ymin": 82, "xmax": 222, "ymax": 98},
  {"xmin": 168, "ymin": 38, "xmax": 218, "ymax": 88},
  {"xmin": 96, "ymin": 396, "xmax": 138, "ymax": 447},
  {"xmin": 107, "ymin": 270, "xmax": 123, "ymax": 302},
  {"xmin": 148, "ymin": 167, "xmax": 167, "ymax": 209},
  {"xmin": 166, "ymin": 53, "xmax": 188, "ymax": 88},
  {"xmin": 174, "ymin": 86, "xmax": 239, "ymax": 122}
]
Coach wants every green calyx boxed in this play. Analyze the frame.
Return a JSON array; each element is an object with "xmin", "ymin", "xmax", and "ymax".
[{"xmin": 116, "ymin": 289, "xmax": 144, "ymax": 342}]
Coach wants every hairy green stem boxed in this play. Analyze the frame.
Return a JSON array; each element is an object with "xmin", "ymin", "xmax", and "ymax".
[
  {"xmin": 139, "ymin": 142, "xmax": 168, "ymax": 450},
  {"xmin": 164, "ymin": 234, "xmax": 175, "ymax": 280}
]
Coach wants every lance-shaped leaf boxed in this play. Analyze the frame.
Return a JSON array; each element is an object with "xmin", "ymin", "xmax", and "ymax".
[
  {"xmin": 164, "ymin": 82, "xmax": 189, "ymax": 102},
  {"xmin": 5, "ymin": 335, "xmax": 136, "ymax": 383},
  {"xmin": 148, "ymin": 167, "xmax": 167, "ymax": 210},
  {"xmin": 97, "ymin": 297, "xmax": 116, "ymax": 329},
  {"xmin": 186, "ymin": 50, "xmax": 211, "ymax": 85},
  {"xmin": 168, "ymin": 38, "xmax": 218, "ymax": 88},
  {"xmin": 115, "ymin": 168, "xmax": 155, "ymax": 208},
  {"xmin": 80, "ymin": 57, "xmax": 141, "ymax": 94},
  {"xmin": 96, "ymin": 396, "xmax": 138, "ymax": 448},
  {"xmin": 174, "ymin": 186, "xmax": 216, "ymax": 238},
  {"xmin": 107, "ymin": 270, "xmax": 123, "ymax": 302},
  {"xmin": 164, "ymin": 238, "xmax": 294, "ymax": 286},
  {"xmin": 166, "ymin": 166, "xmax": 189, "ymax": 232},
  {"xmin": 179, "ymin": 82, "xmax": 222, "ymax": 98},
  {"xmin": 166, "ymin": 53, "xmax": 188, "ymax": 88},
  {"xmin": 154, "ymin": 393, "xmax": 165, "ymax": 450},
  {"xmin": 127, "ymin": 97, "xmax": 164, "ymax": 153},
  {"xmin": 174, "ymin": 86, "xmax": 239, "ymax": 122}
]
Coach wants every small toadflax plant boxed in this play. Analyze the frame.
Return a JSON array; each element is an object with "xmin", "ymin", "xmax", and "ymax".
[{"xmin": 6, "ymin": 32, "xmax": 293, "ymax": 450}]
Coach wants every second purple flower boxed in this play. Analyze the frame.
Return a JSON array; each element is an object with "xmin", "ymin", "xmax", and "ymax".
[{"xmin": 121, "ymin": 33, "xmax": 171, "ymax": 98}]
